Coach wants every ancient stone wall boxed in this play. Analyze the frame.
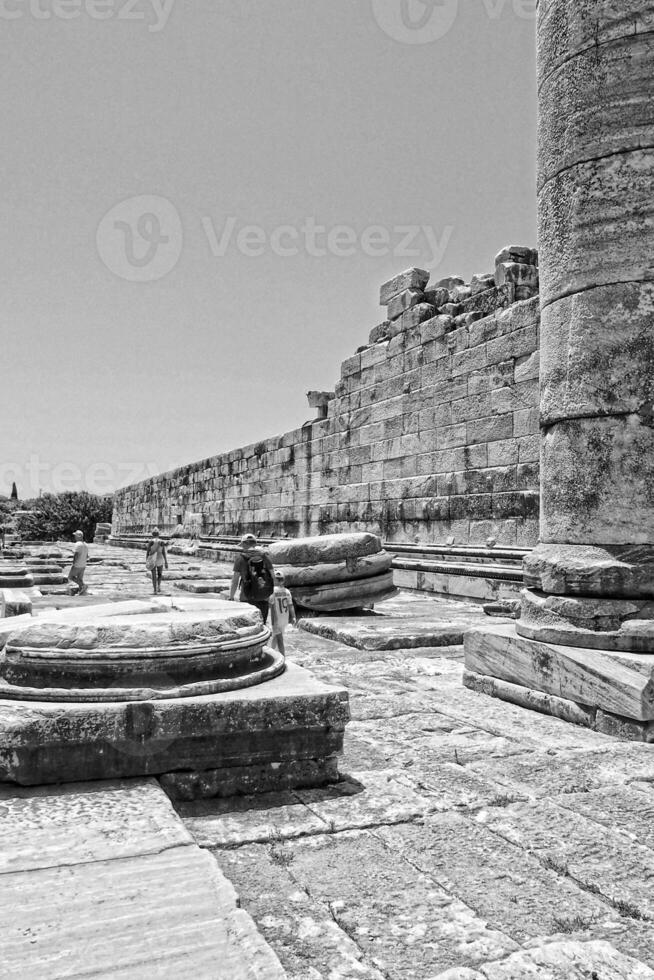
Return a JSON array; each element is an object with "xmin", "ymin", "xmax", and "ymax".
[{"xmin": 113, "ymin": 248, "xmax": 541, "ymax": 547}]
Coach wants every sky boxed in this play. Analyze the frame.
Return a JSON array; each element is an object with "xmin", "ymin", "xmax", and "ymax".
[{"xmin": 1, "ymin": 0, "xmax": 538, "ymax": 498}]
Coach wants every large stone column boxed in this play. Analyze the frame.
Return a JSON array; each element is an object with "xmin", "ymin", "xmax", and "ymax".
[{"xmin": 465, "ymin": 0, "xmax": 654, "ymax": 737}]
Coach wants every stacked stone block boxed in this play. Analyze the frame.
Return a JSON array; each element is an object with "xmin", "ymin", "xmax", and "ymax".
[{"xmin": 114, "ymin": 247, "xmax": 541, "ymax": 550}]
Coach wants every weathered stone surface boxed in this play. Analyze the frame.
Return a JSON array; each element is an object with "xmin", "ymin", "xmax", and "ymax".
[
  {"xmin": 276, "ymin": 551, "xmax": 392, "ymax": 587},
  {"xmin": 538, "ymin": 150, "xmax": 654, "ymax": 307},
  {"xmin": 268, "ymin": 532, "xmax": 381, "ymax": 566},
  {"xmin": 161, "ymin": 756, "xmax": 340, "ymax": 802},
  {"xmin": 470, "ymin": 273, "xmax": 495, "ymax": 295},
  {"xmin": 517, "ymin": 589, "xmax": 654, "ymax": 653},
  {"xmin": 537, "ymin": 0, "xmax": 654, "ymax": 85},
  {"xmin": 540, "ymin": 416, "xmax": 654, "ymax": 545},
  {"xmin": 463, "ymin": 669, "xmax": 596, "ymax": 729},
  {"xmin": 299, "ymin": 604, "xmax": 500, "ymax": 650},
  {"xmin": 538, "ymin": 32, "xmax": 654, "ymax": 189},
  {"xmin": 524, "ymin": 543, "xmax": 654, "ymax": 599},
  {"xmin": 440, "ymin": 941, "xmax": 654, "ymax": 979},
  {"xmin": 0, "ymin": 602, "xmax": 279, "ymax": 699},
  {"xmin": 540, "ymin": 281, "xmax": 654, "ymax": 423},
  {"xmin": 0, "ymin": 567, "xmax": 34, "ymax": 589},
  {"xmin": 387, "ymin": 287, "xmax": 424, "ymax": 320},
  {"xmin": 0, "ymin": 661, "xmax": 349, "ymax": 791},
  {"xmin": 0, "ymin": 589, "xmax": 32, "ymax": 618},
  {"xmin": 380, "ymin": 267, "xmax": 429, "ymax": 306},
  {"xmin": 375, "ymin": 814, "xmax": 612, "ymax": 944},
  {"xmin": 0, "ymin": 773, "xmax": 287, "ymax": 979},
  {"xmin": 424, "ymin": 286, "xmax": 450, "ymax": 308},
  {"xmin": 483, "ymin": 798, "xmax": 654, "ymax": 920},
  {"xmin": 291, "ymin": 570, "xmax": 396, "ymax": 611},
  {"xmin": 388, "ymin": 302, "xmax": 437, "ymax": 336},
  {"xmin": 494, "ymin": 262, "xmax": 538, "ymax": 289},
  {"xmin": 465, "ymin": 624, "xmax": 654, "ymax": 722},
  {"xmin": 368, "ymin": 320, "xmax": 391, "ymax": 344},
  {"xmin": 435, "ymin": 275, "xmax": 465, "ymax": 291},
  {"xmin": 281, "ymin": 829, "xmax": 519, "ymax": 975},
  {"xmin": 0, "ymin": 778, "xmax": 193, "ymax": 873},
  {"xmin": 494, "ymin": 246, "xmax": 536, "ymax": 267}
]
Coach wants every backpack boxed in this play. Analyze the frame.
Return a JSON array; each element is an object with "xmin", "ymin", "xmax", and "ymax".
[{"xmin": 241, "ymin": 551, "xmax": 274, "ymax": 600}]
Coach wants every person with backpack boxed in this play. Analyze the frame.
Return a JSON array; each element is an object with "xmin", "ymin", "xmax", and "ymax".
[{"xmin": 228, "ymin": 533, "xmax": 275, "ymax": 623}]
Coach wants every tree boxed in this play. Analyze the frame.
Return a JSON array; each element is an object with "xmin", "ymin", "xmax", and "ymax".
[
  {"xmin": 10, "ymin": 482, "xmax": 18, "ymax": 501},
  {"xmin": 14, "ymin": 492, "xmax": 113, "ymax": 542}
]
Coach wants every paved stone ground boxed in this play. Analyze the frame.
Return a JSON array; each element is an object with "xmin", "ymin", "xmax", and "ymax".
[{"xmin": 5, "ymin": 544, "xmax": 654, "ymax": 978}]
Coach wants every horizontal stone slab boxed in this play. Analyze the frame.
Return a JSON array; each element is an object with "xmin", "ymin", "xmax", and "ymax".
[
  {"xmin": 0, "ymin": 661, "xmax": 349, "ymax": 789},
  {"xmin": 0, "ymin": 778, "xmax": 193, "ymax": 874},
  {"xmin": 277, "ymin": 551, "xmax": 392, "ymax": 587},
  {"xmin": 291, "ymin": 571, "xmax": 396, "ymax": 611},
  {"xmin": 464, "ymin": 624, "xmax": 654, "ymax": 722}
]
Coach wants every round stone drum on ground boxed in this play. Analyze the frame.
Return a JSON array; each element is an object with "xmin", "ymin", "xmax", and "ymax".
[
  {"xmin": 268, "ymin": 532, "xmax": 397, "ymax": 612},
  {"xmin": 0, "ymin": 601, "xmax": 282, "ymax": 701}
]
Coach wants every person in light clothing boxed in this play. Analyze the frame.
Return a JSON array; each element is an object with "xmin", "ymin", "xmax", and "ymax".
[
  {"xmin": 68, "ymin": 530, "xmax": 89, "ymax": 595},
  {"xmin": 268, "ymin": 570, "xmax": 296, "ymax": 654}
]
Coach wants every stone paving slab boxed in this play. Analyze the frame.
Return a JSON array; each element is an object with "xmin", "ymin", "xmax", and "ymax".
[
  {"xmin": 433, "ymin": 940, "xmax": 654, "ymax": 979},
  {"xmin": 215, "ymin": 841, "xmax": 388, "ymax": 980},
  {"xmin": 0, "ymin": 778, "xmax": 192, "ymax": 873},
  {"xmin": 483, "ymin": 799, "xmax": 654, "ymax": 921},
  {"xmin": 278, "ymin": 829, "xmax": 520, "ymax": 976},
  {"xmin": 373, "ymin": 813, "xmax": 617, "ymax": 943},
  {"xmin": 556, "ymin": 785, "xmax": 654, "ymax": 849},
  {"xmin": 0, "ymin": 778, "xmax": 285, "ymax": 979},
  {"xmin": 177, "ymin": 790, "xmax": 331, "ymax": 849},
  {"xmin": 467, "ymin": 746, "xmax": 654, "ymax": 798}
]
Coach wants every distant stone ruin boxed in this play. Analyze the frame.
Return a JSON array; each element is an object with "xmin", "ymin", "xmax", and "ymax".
[{"xmin": 113, "ymin": 245, "xmax": 540, "ymax": 551}]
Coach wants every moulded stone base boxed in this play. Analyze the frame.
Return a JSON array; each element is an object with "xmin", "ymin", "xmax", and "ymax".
[
  {"xmin": 464, "ymin": 623, "xmax": 654, "ymax": 723},
  {"xmin": 0, "ymin": 662, "xmax": 349, "ymax": 792},
  {"xmin": 463, "ymin": 669, "xmax": 654, "ymax": 743}
]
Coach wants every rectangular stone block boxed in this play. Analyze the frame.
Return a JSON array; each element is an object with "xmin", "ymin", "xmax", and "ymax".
[
  {"xmin": 513, "ymin": 407, "xmax": 539, "ymax": 437},
  {"xmin": 380, "ymin": 267, "xmax": 429, "ymax": 306},
  {"xmin": 495, "ymin": 261, "xmax": 539, "ymax": 289},
  {"xmin": 390, "ymin": 303, "xmax": 436, "ymax": 335},
  {"xmin": 465, "ymin": 624, "xmax": 654, "ymax": 722},
  {"xmin": 467, "ymin": 414, "xmax": 513, "ymax": 445},
  {"xmin": 451, "ymin": 346, "xmax": 487, "ymax": 377},
  {"xmin": 0, "ymin": 664, "xmax": 350, "ymax": 792},
  {"xmin": 491, "ymin": 381, "xmax": 539, "ymax": 416},
  {"xmin": 451, "ymin": 393, "xmax": 492, "ymax": 424},
  {"xmin": 387, "ymin": 288, "xmax": 424, "ymax": 321},
  {"xmin": 487, "ymin": 326, "xmax": 538, "ymax": 363}
]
